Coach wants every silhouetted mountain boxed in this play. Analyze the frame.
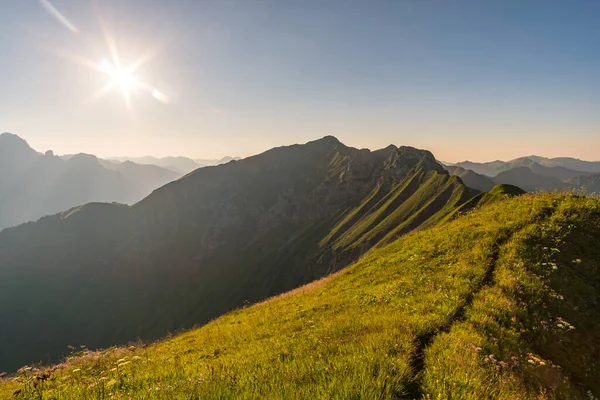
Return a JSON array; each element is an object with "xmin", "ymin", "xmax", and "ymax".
[
  {"xmin": 444, "ymin": 165, "xmax": 496, "ymax": 192},
  {"xmin": 0, "ymin": 136, "xmax": 477, "ymax": 371},
  {"xmin": 0, "ymin": 134, "xmax": 180, "ymax": 230},
  {"xmin": 493, "ymin": 166, "xmax": 571, "ymax": 191}
]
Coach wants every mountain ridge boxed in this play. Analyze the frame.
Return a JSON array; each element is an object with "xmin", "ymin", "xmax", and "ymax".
[
  {"xmin": 0, "ymin": 136, "xmax": 477, "ymax": 372},
  {"xmin": 454, "ymin": 155, "xmax": 600, "ymax": 177},
  {"xmin": 0, "ymin": 133, "xmax": 181, "ymax": 231}
]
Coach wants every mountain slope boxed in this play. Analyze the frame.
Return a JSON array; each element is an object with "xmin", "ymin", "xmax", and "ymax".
[
  {"xmin": 455, "ymin": 156, "xmax": 598, "ymax": 180},
  {"xmin": 1, "ymin": 192, "xmax": 597, "ymax": 399},
  {"xmin": 109, "ymin": 155, "xmax": 239, "ymax": 174},
  {"xmin": 98, "ymin": 159, "xmax": 181, "ymax": 200},
  {"xmin": 109, "ymin": 156, "xmax": 202, "ymax": 174},
  {"xmin": 444, "ymin": 165, "xmax": 496, "ymax": 192},
  {"xmin": 493, "ymin": 166, "xmax": 571, "ymax": 191},
  {"xmin": 494, "ymin": 157, "xmax": 592, "ymax": 180},
  {"xmin": 569, "ymin": 173, "xmax": 600, "ymax": 194},
  {"xmin": 0, "ymin": 133, "xmax": 39, "ymax": 189},
  {"xmin": 0, "ymin": 137, "xmax": 475, "ymax": 372},
  {"xmin": 529, "ymin": 155, "xmax": 600, "ymax": 173},
  {"xmin": 453, "ymin": 160, "xmax": 507, "ymax": 177},
  {"xmin": 0, "ymin": 134, "xmax": 179, "ymax": 230},
  {"xmin": 443, "ymin": 184, "xmax": 526, "ymax": 222}
]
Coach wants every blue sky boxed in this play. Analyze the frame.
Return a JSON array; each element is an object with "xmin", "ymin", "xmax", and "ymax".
[{"xmin": 0, "ymin": 0, "xmax": 598, "ymax": 161}]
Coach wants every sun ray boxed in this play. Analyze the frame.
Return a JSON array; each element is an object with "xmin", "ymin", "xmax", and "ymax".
[{"xmin": 55, "ymin": 4, "xmax": 169, "ymax": 108}]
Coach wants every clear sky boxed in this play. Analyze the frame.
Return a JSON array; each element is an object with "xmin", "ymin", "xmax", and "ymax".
[{"xmin": 1, "ymin": 0, "xmax": 598, "ymax": 162}]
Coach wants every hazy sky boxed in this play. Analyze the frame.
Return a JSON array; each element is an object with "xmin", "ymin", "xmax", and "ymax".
[{"xmin": 1, "ymin": 0, "xmax": 599, "ymax": 162}]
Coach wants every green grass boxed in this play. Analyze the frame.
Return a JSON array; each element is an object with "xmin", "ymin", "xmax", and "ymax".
[{"xmin": 1, "ymin": 193, "xmax": 598, "ymax": 399}]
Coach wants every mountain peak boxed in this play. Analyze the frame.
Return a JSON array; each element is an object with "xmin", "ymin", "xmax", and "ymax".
[
  {"xmin": 306, "ymin": 135, "xmax": 342, "ymax": 147},
  {"xmin": 66, "ymin": 153, "xmax": 100, "ymax": 166},
  {"xmin": 0, "ymin": 132, "xmax": 33, "ymax": 150}
]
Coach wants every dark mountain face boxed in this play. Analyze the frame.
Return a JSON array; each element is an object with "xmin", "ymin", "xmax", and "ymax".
[
  {"xmin": 0, "ymin": 137, "xmax": 474, "ymax": 371},
  {"xmin": 0, "ymin": 134, "xmax": 179, "ymax": 231}
]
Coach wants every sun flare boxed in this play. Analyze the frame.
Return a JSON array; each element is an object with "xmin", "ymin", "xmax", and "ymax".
[{"xmin": 98, "ymin": 58, "xmax": 139, "ymax": 92}]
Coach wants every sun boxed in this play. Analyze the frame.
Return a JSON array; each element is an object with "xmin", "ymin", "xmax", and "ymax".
[
  {"xmin": 54, "ymin": 15, "xmax": 169, "ymax": 108},
  {"xmin": 97, "ymin": 58, "xmax": 141, "ymax": 105}
]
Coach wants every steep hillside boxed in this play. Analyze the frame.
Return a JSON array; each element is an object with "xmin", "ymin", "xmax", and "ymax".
[
  {"xmin": 0, "ymin": 137, "xmax": 474, "ymax": 372},
  {"xmin": 1, "ymin": 193, "xmax": 597, "ymax": 399},
  {"xmin": 444, "ymin": 165, "xmax": 496, "ymax": 192},
  {"xmin": 444, "ymin": 184, "xmax": 526, "ymax": 221},
  {"xmin": 494, "ymin": 166, "xmax": 571, "ymax": 191},
  {"xmin": 0, "ymin": 133, "xmax": 179, "ymax": 230}
]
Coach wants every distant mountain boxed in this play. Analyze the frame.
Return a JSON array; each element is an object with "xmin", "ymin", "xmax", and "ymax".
[
  {"xmin": 444, "ymin": 165, "xmax": 496, "ymax": 192},
  {"xmin": 0, "ymin": 133, "xmax": 180, "ymax": 231},
  {"xmin": 110, "ymin": 155, "xmax": 241, "ymax": 174},
  {"xmin": 494, "ymin": 157, "xmax": 593, "ymax": 180},
  {"xmin": 0, "ymin": 136, "xmax": 478, "ymax": 371},
  {"xmin": 493, "ymin": 166, "xmax": 571, "ymax": 191},
  {"xmin": 449, "ymin": 159, "xmax": 600, "ymax": 194},
  {"xmin": 528, "ymin": 155, "xmax": 600, "ymax": 173},
  {"xmin": 455, "ymin": 155, "xmax": 600, "ymax": 178},
  {"xmin": 98, "ymin": 159, "xmax": 180, "ymax": 197},
  {"xmin": 569, "ymin": 173, "xmax": 600, "ymax": 194},
  {"xmin": 194, "ymin": 156, "xmax": 241, "ymax": 166},
  {"xmin": 109, "ymin": 156, "xmax": 201, "ymax": 174},
  {"xmin": 453, "ymin": 160, "xmax": 507, "ymax": 177}
]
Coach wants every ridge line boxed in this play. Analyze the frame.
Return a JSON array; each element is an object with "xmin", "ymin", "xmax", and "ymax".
[{"xmin": 400, "ymin": 228, "xmax": 519, "ymax": 399}]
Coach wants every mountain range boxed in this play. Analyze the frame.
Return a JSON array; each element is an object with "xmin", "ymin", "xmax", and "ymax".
[
  {"xmin": 454, "ymin": 156, "xmax": 600, "ymax": 177},
  {"xmin": 0, "ymin": 133, "xmax": 183, "ymax": 231},
  {"xmin": 447, "ymin": 156, "xmax": 600, "ymax": 193},
  {"xmin": 1, "ymin": 135, "xmax": 599, "ymax": 398},
  {"xmin": 109, "ymin": 155, "xmax": 241, "ymax": 174},
  {"xmin": 0, "ymin": 136, "xmax": 488, "ymax": 372}
]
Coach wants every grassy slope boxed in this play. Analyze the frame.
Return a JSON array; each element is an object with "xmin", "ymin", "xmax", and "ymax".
[
  {"xmin": 1, "ymin": 193, "xmax": 598, "ymax": 399},
  {"xmin": 322, "ymin": 166, "xmax": 472, "ymax": 254}
]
